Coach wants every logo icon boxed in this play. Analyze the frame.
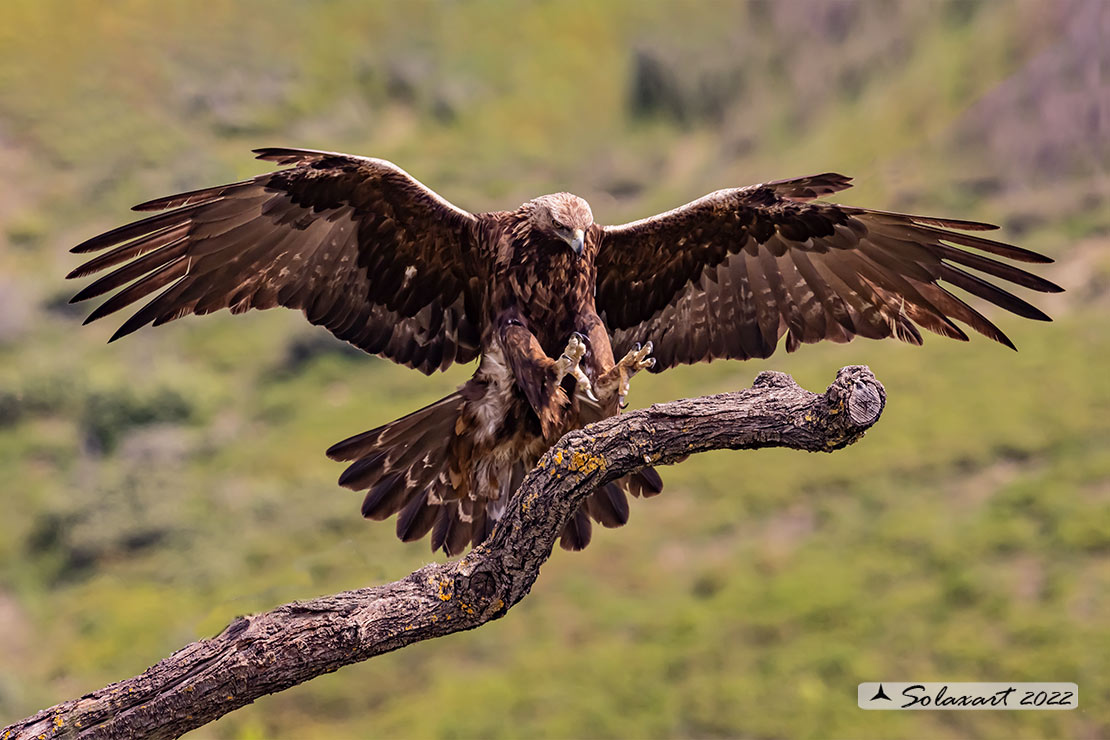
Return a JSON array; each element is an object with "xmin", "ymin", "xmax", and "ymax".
[{"xmin": 870, "ymin": 684, "xmax": 892, "ymax": 702}]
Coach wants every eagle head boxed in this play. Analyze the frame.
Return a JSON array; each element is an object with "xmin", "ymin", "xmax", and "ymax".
[{"xmin": 526, "ymin": 193, "xmax": 594, "ymax": 258}]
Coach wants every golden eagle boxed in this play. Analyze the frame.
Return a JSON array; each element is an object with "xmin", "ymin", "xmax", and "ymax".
[{"xmin": 68, "ymin": 148, "xmax": 1061, "ymax": 554}]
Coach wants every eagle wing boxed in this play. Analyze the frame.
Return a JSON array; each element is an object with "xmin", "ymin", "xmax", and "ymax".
[
  {"xmin": 69, "ymin": 148, "xmax": 486, "ymax": 374},
  {"xmin": 596, "ymin": 174, "xmax": 1063, "ymax": 370}
]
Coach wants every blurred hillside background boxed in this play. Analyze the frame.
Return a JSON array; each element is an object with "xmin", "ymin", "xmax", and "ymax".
[{"xmin": 1, "ymin": 0, "xmax": 1108, "ymax": 737}]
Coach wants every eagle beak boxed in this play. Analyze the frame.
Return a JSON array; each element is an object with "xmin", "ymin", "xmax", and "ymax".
[{"xmin": 570, "ymin": 229, "xmax": 585, "ymax": 258}]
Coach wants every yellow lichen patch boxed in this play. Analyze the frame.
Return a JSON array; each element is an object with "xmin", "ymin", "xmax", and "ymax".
[
  {"xmin": 522, "ymin": 490, "xmax": 540, "ymax": 512},
  {"xmin": 53, "ymin": 716, "xmax": 64, "ymax": 729},
  {"xmin": 433, "ymin": 578, "xmax": 453, "ymax": 601},
  {"xmin": 562, "ymin": 449, "xmax": 607, "ymax": 476}
]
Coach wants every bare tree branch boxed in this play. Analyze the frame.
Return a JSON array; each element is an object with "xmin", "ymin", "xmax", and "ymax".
[{"xmin": 5, "ymin": 366, "xmax": 885, "ymax": 740}]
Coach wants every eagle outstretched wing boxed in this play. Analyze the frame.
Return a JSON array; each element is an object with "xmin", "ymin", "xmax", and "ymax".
[
  {"xmin": 68, "ymin": 148, "xmax": 485, "ymax": 374},
  {"xmin": 596, "ymin": 174, "xmax": 1063, "ymax": 370}
]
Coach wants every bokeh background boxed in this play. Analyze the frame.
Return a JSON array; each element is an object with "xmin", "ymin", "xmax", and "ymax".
[{"xmin": 2, "ymin": 1, "xmax": 1108, "ymax": 737}]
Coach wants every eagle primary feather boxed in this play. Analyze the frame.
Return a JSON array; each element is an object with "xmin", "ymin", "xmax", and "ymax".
[{"xmin": 69, "ymin": 148, "xmax": 1062, "ymax": 555}]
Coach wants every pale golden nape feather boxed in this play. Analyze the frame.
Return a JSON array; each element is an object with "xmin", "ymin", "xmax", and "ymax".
[{"xmin": 526, "ymin": 192, "xmax": 595, "ymax": 234}]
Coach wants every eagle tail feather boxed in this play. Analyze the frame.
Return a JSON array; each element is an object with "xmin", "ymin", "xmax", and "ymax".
[{"xmin": 330, "ymin": 392, "xmax": 470, "ymax": 551}]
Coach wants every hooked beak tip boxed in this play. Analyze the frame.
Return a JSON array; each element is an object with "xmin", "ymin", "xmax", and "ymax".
[{"xmin": 570, "ymin": 229, "xmax": 585, "ymax": 257}]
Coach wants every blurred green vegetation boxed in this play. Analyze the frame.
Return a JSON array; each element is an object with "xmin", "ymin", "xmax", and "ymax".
[{"xmin": 1, "ymin": 1, "xmax": 1107, "ymax": 738}]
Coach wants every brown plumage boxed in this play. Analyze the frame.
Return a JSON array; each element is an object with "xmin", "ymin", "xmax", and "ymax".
[{"xmin": 68, "ymin": 148, "xmax": 1062, "ymax": 555}]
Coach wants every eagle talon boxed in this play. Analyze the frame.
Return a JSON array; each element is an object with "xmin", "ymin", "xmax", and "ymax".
[
  {"xmin": 555, "ymin": 334, "xmax": 598, "ymax": 402},
  {"xmin": 576, "ymin": 371, "xmax": 599, "ymax": 403},
  {"xmin": 614, "ymin": 340, "xmax": 655, "ymax": 408},
  {"xmin": 620, "ymin": 340, "xmax": 655, "ymax": 374}
]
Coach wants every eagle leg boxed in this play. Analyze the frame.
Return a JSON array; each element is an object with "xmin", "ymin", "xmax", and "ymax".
[
  {"xmin": 598, "ymin": 341, "xmax": 655, "ymax": 409},
  {"xmin": 554, "ymin": 332, "xmax": 598, "ymax": 402}
]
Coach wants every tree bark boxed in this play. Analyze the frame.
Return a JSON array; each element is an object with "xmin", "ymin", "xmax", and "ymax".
[{"xmin": 4, "ymin": 365, "xmax": 884, "ymax": 740}]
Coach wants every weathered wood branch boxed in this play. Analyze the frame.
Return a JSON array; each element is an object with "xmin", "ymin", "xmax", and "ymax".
[{"xmin": 5, "ymin": 366, "xmax": 884, "ymax": 740}]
